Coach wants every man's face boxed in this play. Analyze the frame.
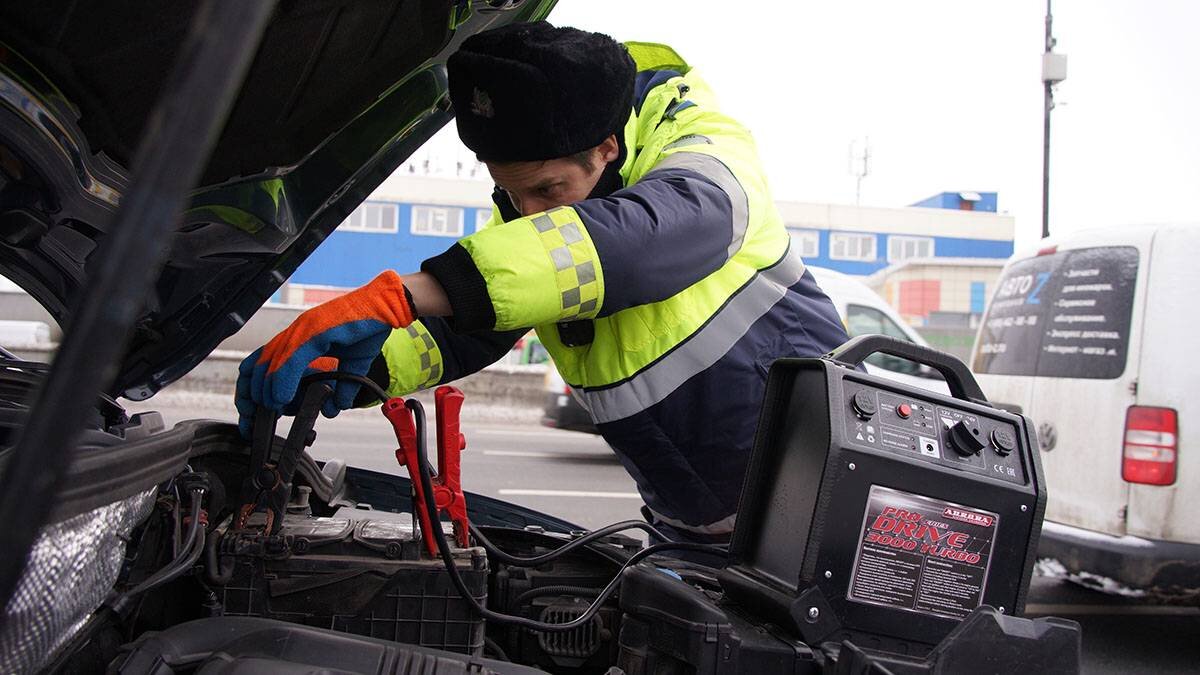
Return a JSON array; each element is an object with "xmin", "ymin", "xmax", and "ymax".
[{"xmin": 487, "ymin": 135, "xmax": 620, "ymax": 217}]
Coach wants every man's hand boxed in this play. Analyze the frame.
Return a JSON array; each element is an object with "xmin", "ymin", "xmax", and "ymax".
[{"xmin": 235, "ymin": 270, "xmax": 416, "ymax": 436}]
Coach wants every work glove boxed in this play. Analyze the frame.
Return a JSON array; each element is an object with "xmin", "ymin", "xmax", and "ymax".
[{"xmin": 235, "ymin": 270, "xmax": 416, "ymax": 437}]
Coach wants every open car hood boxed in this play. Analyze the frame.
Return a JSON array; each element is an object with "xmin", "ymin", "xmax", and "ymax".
[{"xmin": 0, "ymin": 0, "xmax": 552, "ymax": 399}]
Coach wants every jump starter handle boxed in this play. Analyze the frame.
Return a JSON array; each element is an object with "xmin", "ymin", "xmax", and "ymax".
[{"xmin": 826, "ymin": 334, "xmax": 990, "ymax": 406}]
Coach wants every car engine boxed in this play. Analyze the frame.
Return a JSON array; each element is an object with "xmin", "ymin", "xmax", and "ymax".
[{"xmin": 0, "ymin": 363, "xmax": 644, "ymax": 674}]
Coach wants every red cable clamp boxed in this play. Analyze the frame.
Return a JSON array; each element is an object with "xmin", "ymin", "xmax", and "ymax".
[{"xmin": 382, "ymin": 386, "xmax": 470, "ymax": 557}]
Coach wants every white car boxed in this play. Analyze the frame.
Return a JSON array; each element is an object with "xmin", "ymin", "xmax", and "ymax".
[
  {"xmin": 543, "ymin": 266, "xmax": 948, "ymax": 431},
  {"xmin": 807, "ymin": 266, "xmax": 950, "ymax": 395},
  {"xmin": 971, "ymin": 224, "xmax": 1198, "ymax": 600}
]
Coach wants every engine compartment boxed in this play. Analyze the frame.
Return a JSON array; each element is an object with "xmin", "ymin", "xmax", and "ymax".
[
  {"xmin": 0, "ymin": 362, "xmax": 645, "ymax": 674},
  {"xmin": 1, "ymin": 359, "xmax": 1083, "ymax": 675},
  {"xmin": 118, "ymin": 444, "xmax": 638, "ymax": 674}
]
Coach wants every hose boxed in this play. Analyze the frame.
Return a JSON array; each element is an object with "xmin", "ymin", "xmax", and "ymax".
[
  {"xmin": 110, "ymin": 486, "xmax": 207, "ymax": 614},
  {"xmin": 483, "ymin": 636, "xmax": 511, "ymax": 662},
  {"xmin": 204, "ymin": 527, "xmax": 237, "ymax": 586}
]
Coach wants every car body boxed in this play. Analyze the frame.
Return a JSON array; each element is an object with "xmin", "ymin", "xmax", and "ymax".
[
  {"xmin": 543, "ymin": 265, "xmax": 949, "ymax": 433},
  {"xmin": 971, "ymin": 224, "xmax": 1199, "ymax": 599},
  {"xmin": 0, "ymin": 4, "xmax": 1079, "ymax": 673}
]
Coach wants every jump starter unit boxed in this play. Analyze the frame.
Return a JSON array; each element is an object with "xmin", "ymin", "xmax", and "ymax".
[{"xmin": 721, "ymin": 335, "xmax": 1047, "ymax": 652}]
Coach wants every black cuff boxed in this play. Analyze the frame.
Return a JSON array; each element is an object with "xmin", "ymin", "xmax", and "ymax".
[
  {"xmin": 402, "ymin": 285, "xmax": 417, "ymax": 317},
  {"xmin": 352, "ymin": 354, "xmax": 392, "ymax": 407},
  {"xmin": 421, "ymin": 243, "xmax": 496, "ymax": 333}
]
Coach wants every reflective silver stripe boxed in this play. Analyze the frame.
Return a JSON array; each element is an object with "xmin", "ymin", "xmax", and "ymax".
[
  {"xmin": 647, "ymin": 149, "xmax": 749, "ymax": 257},
  {"xmin": 662, "ymin": 134, "xmax": 713, "ymax": 150},
  {"xmin": 579, "ymin": 250, "xmax": 805, "ymax": 424},
  {"xmin": 648, "ymin": 507, "xmax": 737, "ymax": 536}
]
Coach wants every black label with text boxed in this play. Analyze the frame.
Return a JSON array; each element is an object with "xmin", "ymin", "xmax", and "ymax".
[{"xmin": 847, "ymin": 485, "xmax": 998, "ymax": 619}]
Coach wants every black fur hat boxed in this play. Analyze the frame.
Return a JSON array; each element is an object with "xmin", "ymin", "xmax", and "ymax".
[{"xmin": 447, "ymin": 21, "xmax": 635, "ymax": 162}]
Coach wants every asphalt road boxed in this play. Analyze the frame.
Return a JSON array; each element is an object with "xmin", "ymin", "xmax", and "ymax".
[{"xmin": 132, "ymin": 395, "xmax": 1200, "ymax": 674}]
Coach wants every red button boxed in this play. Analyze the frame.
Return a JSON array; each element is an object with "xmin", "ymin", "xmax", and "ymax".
[{"xmin": 897, "ymin": 404, "xmax": 912, "ymax": 419}]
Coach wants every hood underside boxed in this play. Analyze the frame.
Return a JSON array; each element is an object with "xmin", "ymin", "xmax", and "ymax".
[{"xmin": 0, "ymin": 0, "xmax": 553, "ymax": 399}]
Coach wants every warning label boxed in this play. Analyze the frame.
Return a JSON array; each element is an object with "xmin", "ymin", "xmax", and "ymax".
[{"xmin": 847, "ymin": 485, "xmax": 998, "ymax": 620}]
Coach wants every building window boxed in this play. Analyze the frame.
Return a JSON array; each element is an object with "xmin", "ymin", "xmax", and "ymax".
[
  {"xmin": 474, "ymin": 208, "xmax": 493, "ymax": 232},
  {"xmin": 788, "ymin": 229, "xmax": 820, "ymax": 258},
  {"xmin": 411, "ymin": 205, "xmax": 465, "ymax": 237},
  {"xmin": 887, "ymin": 236, "xmax": 935, "ymax": 262},
  {"xmin": 830, "ymin": 232, "xmax": 877, "ymax": 261},
  {"xmin": 339, "ymin": 202, "xmax": 398, "ymax": 233}
]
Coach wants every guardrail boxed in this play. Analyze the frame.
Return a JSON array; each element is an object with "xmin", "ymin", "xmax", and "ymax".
[{"xmin": 6, "ymin": 343, "xmax": 549, "ymax": 413}]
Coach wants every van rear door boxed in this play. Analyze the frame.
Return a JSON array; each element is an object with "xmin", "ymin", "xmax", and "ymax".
[
  {"xmin": 1126, "ymin": 225, "xmax": 1199, "ymax": 545},
  {"xmin": 974, "ymin": 236, "xmax": 1148, "ymax": 536}
]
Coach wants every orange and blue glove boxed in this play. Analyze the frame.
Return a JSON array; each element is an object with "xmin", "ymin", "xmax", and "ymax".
[{"xmin": 235, "ymin": 270, "xmax": 416, "ymax": 437}]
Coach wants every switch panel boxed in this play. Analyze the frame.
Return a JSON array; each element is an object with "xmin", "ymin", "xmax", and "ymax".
[{"xmin": 842, "ymin": 383, "xmax": 1027, "ymax": 485}]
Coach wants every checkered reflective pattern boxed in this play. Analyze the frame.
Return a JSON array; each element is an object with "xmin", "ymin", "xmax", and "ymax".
[
  {"xmin": 532, "ymin": 207, "xmax": 601, "ymax": 320},
  {"xmin": 405, "ymin": 322, "xmax": 443, "ymax": 389}
]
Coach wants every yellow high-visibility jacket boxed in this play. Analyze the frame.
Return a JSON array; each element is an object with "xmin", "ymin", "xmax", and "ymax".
[{"xmin": 379, "ymin": 43, "xmax": 849, "ymax": 537}]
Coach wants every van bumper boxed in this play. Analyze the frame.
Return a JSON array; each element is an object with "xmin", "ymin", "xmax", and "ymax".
[{"xmin": 1039, "ymin": 520, "xmax": 1200, "ymax": 594}]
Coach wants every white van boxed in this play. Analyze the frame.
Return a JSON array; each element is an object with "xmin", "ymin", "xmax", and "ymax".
[{"xmin": 971, "ymin": 224, "xmax": 1198, "ymax": 599}]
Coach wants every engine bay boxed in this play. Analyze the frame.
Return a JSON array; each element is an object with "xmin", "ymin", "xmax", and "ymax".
[
  {"xmin": 0, "ymin": 352, "xmax": 1083, "ymax": 675},
  {"xmin": 0, "ymin": 361, "xmax": 667, "ymax": 674}
]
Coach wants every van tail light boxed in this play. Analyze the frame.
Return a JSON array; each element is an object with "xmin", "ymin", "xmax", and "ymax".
[
  {"xmin": 1122, "ymin": 406, "xmax": 1178, "ymax": 486},
  {"xmin": 1037, "ymin": 245, "xmax": 1058, "ymax": 256}
]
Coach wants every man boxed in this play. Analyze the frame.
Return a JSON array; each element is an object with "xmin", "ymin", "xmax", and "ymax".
[{"xmin": 237, "ymin": 22, "xmax": 849, "ymax": 544}]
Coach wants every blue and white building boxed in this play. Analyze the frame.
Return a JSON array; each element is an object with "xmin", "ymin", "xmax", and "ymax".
[
  {"xmin": 281, "ymin": 178, "xmax": 1013, "ymax": 328},
  {"xmin": 776, "ymin": 192, "xmax": 1011, "ymax": 276},
  {"xmin": 776, "ymin": 192, "xmax": 1014, "ymax": 326},
  {"xmin": 281, "ymin": 174, "xmax": 494, "ymax": 306}
]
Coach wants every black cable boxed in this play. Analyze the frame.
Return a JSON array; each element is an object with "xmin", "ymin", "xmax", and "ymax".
[
  {"xmin": 299, "ymin": 371, "xmax": 390, "ymax": 405},
  {"xmin": 298, "ymin": 371, "xmax": 679, "ymax": 563},
  {"xmin": 292, "ymin": 374, "xmax": 726, "ymax": 630},
  {"xmin": 407, "ymin": 399, "xmax": 726, "ymax": 633},
  {"xmin": 301, "ymin": 371, "xmax": 677, "ymax": 562},
  {"xmin": 468, "ymin": 520, "xmax": 671, "ymax": 567},
  {"xmin": 513, "ymin": 584, "xmax": 600, "ymax": 607}
]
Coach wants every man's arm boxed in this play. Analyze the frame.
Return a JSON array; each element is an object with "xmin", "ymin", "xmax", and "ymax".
[
  {"xmin": 355, "ymin": 316, "xmax": 526, "ymax": 403},
  {"xmin": 418, "ymin": 147, "xmax": 755, "ymax": 332},
  {"xmin": 401, "ymin": 271, "xmax": 452, "ymax": 317}
]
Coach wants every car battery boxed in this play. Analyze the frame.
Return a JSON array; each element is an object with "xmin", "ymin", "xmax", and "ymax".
[
  {"xmin": 720, "ymin": 335, "xmax": 1046, "ymax": 651},
  {"xmin": 218, "ymin": 507, "xmax": 488, "ymax": 655}
]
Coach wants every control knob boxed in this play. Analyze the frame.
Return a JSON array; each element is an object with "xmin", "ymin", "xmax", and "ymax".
[
  {"xmin": 851, "ymin": 390, "xmax": 877, "ymax": 420},
  {"xmin": 991, "ymin": 428, "xmax": 1017, "ymax": 456},
  {"xmin": 947, "ymin": 421, "xmax": 985, "ymax": 457}
]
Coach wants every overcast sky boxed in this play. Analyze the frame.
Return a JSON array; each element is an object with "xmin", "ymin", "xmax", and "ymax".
[{"xmin": 418, "ymin": 1, "xmax": 1199, "ymax": 251}]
